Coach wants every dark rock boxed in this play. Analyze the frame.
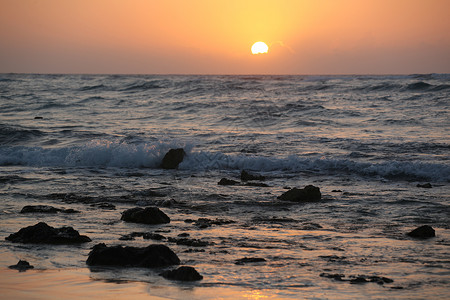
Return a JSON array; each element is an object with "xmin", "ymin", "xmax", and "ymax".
[
  {"xmin": 119, "ymin": 232, "xmax": 165, "ymax": 241},
  {"xmin": 161, "ymin": 266, "xmax": 203, "ymax": 281},
  {"xmin": 407, "ymin": 225, "xmax": 435, "ymax": 239},
  {"xmin": 20, "ymin": 205, "xmax": 60, "ymax": 213},
  {"xmin": 20, "ymin": 205, "xmax": 79, "ymax": 214},
  {"xmin": 244, "ymin": 182, "xmax": 269, "ymax": 187},
  {"xmin": 417, "ymin": 183, "xmax": 432, "ymax": 188},
  {"xmin": 61, "ymin": 208, "xmax": 80, "ymax": 213},
  {"xmin": 300, "ymin": 222, "xmax": 323, "ymax": 230},
  {"xmin": 240, "ymin": 170, "xmax": 265, "ymax": 181},
  {"xmin": 235, "ymin": 257, "xmax": 266, "ymax": 265},
  {"xmin": 350, "ymin": 276, "xmax": 368, "ymax": 284},
  {"xmin": 91, "ymin": 202, "xmax": 116, "ymax": 210},
  {"xmin": 278, "ymin": 185, "xmax": 321, "ymax": 202},
  {"xmin": 168, "ymin": 237, "xmax": 211, "ymax": 247},
  {"xmin": 178, "ymin": 233, "xmax": 190, "ymax": 237},
  {"xmin": 218, "ymin": 178, "xmax": 239, "ymax": 186},
  {"xmin": 160, "ymin": 148, "xmax": 185, "ymax": 169},
  {"xmin": 8, "ymin": 260, "xmax": 34, "ymax": 271},
  {"xmin": 5, "ymin": 222, "xmax": 91, "ymax": 244},
  {"xmin": 367, "ymin": 276, "xmax": 394, "ymax": 285},
  {"xmin": 321, "ymin": 273, "xmax": 394, "ymax": 285},
  {"xmin": 142, "ymin": 232, "xmax": 165, "ymax": 240},
  {"xmin": 86, "ymin": 243, "xmax": 180, "ymax": 268},
  {"xmin": 320, "ymin": 273, "xmax": 345, "ymax": 281},
  {"xmin": 34, "ymin": 116, "xmax": 43, "ymax": 119},
  {"xmin": 193, "ymin": 218, "xmax": 235, "ymax": 229},
  {"xmin": 331, "ymin": 190, "xmax": 342, "ymax": 193},
  {"xmin": 121, "ymin": 207, "xmax": 170, "ymax": 224}
]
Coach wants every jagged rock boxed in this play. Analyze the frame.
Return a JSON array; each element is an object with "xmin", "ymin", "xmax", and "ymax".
[
  {"xmin": 240, "ymin": 170, "xmax": 265, "ymax": 181},
  {"xmin": 218, "ymin": 178, "xmax": 239, "ymax": 185},
  {"xmin": 235, "ymin": 257, "xmax": 266, "ymax": 265},
  {"xmin": 121, "ymin": 207, "xmax": 170, "ymax": 224},
  {"xmin": 417, "ymin": 183, "xmax": 432, "ymax": 188},
  {"xmin": 278, "ymin": 185, "xmax": 321, "ymax": 202},
  {"xmin": 161, "ymin": 266, "xmax": 203, "ymax": 281},
  {"xmin": 160, "ymin": 148, "xmax": 185, "ymax": 169},
  {"xmin": 86, "ymin": 243, "xmax": 180, "ymax": 267},
  {"xmin": 407, "ymin": 225, "xmax": 435, "ymax": 239},
  {"xmin": 5, "ymin": 222, "xmax": 91, "ymax": 244},
  {"xmin": 8, "ymin": 260, "xmax": 34, "ymax": 271}
]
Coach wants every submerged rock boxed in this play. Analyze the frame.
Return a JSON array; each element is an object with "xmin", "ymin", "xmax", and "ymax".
[
  {"xmin": 407, "ymin": 225, "xmax": 435, "ymax": 239},
  {"xmin": 5, "ymin": 222, "xmax": 91, "ymax": 244},
  {"xmin": 86, "ymin": 243, "xmax": 180, "ymax": 267},
  {"xmin": 20, "ymin": 205, "xmax": 78, "ymax": 214},
  {"xmin": 160, "ymin": 148, "xmax": 185, "ymax": 169},
  {"xmin": 8, "ymin": 260, "xmax": 34, "ymax": 271},
  {"xmin": 121, "ymin": 207, "xmax": 170, "ymax": 224},
  {"xmin": 161, "ymin": 266, "xmax": 203, "ymax": 281},
  {"xmin": 20, "ymin": 205, "xmax": 59, "ymax": 213},
  {"xmin": 278, "ymin": 185, "xmax": 321, "ymax": 202},
  {"xmin": 320, "ymin": 273, "xmax": 394, "ymax": 285},
  {"xmin": 218, "ymin": 178, "xmax": 239, "ymax": 185},
  {"xmin": 240, "ymin": 170, "xmax": 265, "ymax": 181},
  {"xmin": 168, "ymin": 237, "xmax": 212, "ymax": 247},
  {"xmin": 417, "ymin": 183, "xmax": 432, "ymax": 188},
  {"xmin": 235, "ymin": 257, "xmax": 266, "ymax": 265}
]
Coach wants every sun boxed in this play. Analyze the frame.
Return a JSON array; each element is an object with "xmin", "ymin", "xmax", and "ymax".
[{"xmin": 251, "ymin": 41, "xmax": 269, "ymax": 54}]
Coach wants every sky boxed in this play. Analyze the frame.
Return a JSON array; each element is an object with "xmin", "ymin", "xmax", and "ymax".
[{"xmin": 1, "ymin": 0, "xmax": 449, "ymax": 75}]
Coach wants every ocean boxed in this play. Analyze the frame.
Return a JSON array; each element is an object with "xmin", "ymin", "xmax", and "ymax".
[{"xmin": 0, "ymin": 73, "xmax": 449, "ymax": 299}]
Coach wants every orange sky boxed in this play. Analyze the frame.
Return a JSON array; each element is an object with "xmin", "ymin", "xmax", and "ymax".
[{"xmin": 1, "ymin": 0, "xmax": 449, "ymax": 74}]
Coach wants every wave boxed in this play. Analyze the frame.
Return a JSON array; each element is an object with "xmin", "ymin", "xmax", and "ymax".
[
  {"xmin": 78, "ymin": 84, "xmax": 107, "ymax": 91},
  {"xmin": 0, "ymin": 124, "xmax": 45, "ymax": 145},
  {"xmin": 120, "ymin": 80, "xmax": 166, "ymax": 92},
  {"xmin": 0, "ymin": 141, "xmax": 448, "ymax": 182},
  {"xmin": 180, "ymin": 152, "xmax": 449, "ymax": 182}
]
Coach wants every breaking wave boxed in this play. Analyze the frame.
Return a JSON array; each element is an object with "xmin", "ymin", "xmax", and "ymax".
[{"xmin": 0, "ymin": 140, "xmax": 448, "ymax": 182}]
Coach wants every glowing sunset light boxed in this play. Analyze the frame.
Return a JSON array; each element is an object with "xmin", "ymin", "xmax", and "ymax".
[
  {"xmin": 251, "ymin": 42, "xmax": 269, "ymax": 54},
  {"xmin": 0, "ymin": 0, "xmax": 449, "ymax": 74}
]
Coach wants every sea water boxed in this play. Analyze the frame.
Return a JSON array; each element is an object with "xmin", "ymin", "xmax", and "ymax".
[{"xmin": 0, "ymin": 74, "xmax": 449, "ymax": 299}]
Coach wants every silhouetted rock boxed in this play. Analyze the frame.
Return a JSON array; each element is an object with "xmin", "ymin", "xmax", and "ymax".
[
  {"xmin": 193, "ymin": 218, "xmax": 235, "ymax": 229},
  {"xmin": 417, "ymin": 183, "xmax": 432, "ymax": 188},
  {"xmin": 8, "ymin": 260, "xmax": 34, "ymax": 271},
  {"xmin": 240, "ymin": 170, "xmax": 265, "ymax": 181},
  {"xmin": 86, "ymin": 243, "xmax": 180, "ymax": 268},
  {"xmin": 20, "ymin": 205, "xmax": 59, "ymax": 213},
  {"xmin": 160, "ymin": 148, "xmax": 185, "ymax": 169},
  {"xmin": 218, "ymin": 178, "xmax": 239, "ymax": 185},
  {"xmin": 161, "ymin": 266, "xmax": 203, "ymax": 281},
  {"xmin": 235, "ymin": 257, "xmax": 266, "ymax": 265},
  {"xmin": 121, "ymin": 207, "xmax": 170, "ymax": 224},
  {"xmin": 407, "ymin": 225, "xmax": 435, "ymax": 239},
  {"xmin": 5, "ymin": 222, "xmax": 91, "ymax": 244},
  {"xmin": 278, "ymin": 185, "xmax": 321, "ymax": 202},
  {"xmin": 20, "ymin": 205, "xmax": 79, "ymax": 214},
  {"xmin": 168, "ymin": 237, "xmax": 211, "ymax": 247}
]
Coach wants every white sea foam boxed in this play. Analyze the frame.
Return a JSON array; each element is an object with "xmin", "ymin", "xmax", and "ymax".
[{"xmin": 1, "ymin": 141, "xmax": 448, "ymax": 182}]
